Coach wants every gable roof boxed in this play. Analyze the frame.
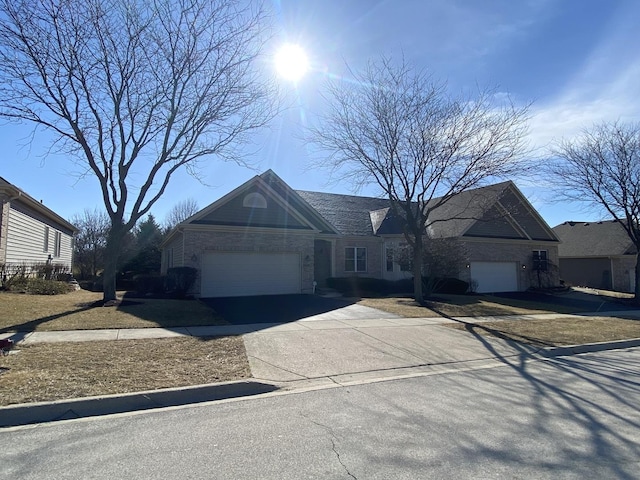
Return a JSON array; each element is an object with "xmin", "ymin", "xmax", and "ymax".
[
  {"xmin": 169, "ymin": 170, "xmax": 557, "ymax": 243},
  {"xmin": 170, "ymin": 170, "xmax": 339, "ymax": 238},
  {"xmin": 297, "ymin": 181, "xmax": 558, "ymax": 242},
  {"xmin": 0, "ymin": 176, "xmax": 78, "ymax": 233},
  {"xmin": 553, "ymin": 220, "xmax": 637, "ymax": 257},
  {"xmin": 425, "ymin": 182, "xmax": 557, "ymax": 241}
]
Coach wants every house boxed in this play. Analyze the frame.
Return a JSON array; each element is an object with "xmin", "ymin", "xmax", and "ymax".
[
  {"xmin": 160, "ymin": 170, "xmax": 560, "ymax": 297},
  {"xmin": 0, "ymin": 176, "xmax": 77, "ymax": 280},
  {"xmin": 553, "ymin": 220, "xmax": 637, "ymax": 292}
]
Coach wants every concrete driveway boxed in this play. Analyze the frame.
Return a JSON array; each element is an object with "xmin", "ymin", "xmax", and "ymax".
[
  {"xmin": 201, "ymin": 294, "xmax": 395, "ymax": 325},
  {"xmin": 214, "ymin": 294, "xmax": 529, "ymax": 383},
  {"xmin": 242, "ymin": 316, "xmax": 529, "ymax": 382}
]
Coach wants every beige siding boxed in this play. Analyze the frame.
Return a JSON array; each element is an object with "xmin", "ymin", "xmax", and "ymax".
[
  {"xmin": 0, "ymin": 194, "xmax": 9, "ymax": 262},
  {"xmin": 5, "ymin": 204, "xmax": 73, "ymax": 270},
  {"xmin": 161, "ymin": 232, "xmax": 184, "ymax": 273}
]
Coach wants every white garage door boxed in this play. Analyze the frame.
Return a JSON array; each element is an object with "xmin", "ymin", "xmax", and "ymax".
[
  {"xmin": 470, "ymin": 262, "xmax": 518, "ymax": 293},
  {"xmin": 201, "ymin": 252, "xmax": 301, "ymax": 297}
]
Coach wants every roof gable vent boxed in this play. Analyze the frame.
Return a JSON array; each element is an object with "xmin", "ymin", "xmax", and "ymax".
[{"xmin": 243, "ymin": 192, "xmax": 267, "ymax": 209}]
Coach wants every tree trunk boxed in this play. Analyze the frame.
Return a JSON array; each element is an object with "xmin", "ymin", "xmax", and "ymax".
[
  {"xmin": 102, "ymin": 222, "xmax": 126, "ymax": 303},
  {"xmin": 413, "ymin": 240, "xmax": 424, "ymax": 304},
  {"xmin": 634, "ymin": 254, "xmax": 640, "ymax": 304}
]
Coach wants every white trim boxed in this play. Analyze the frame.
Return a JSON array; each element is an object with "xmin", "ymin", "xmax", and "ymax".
[{"xmin": 345, "ymin": 246, "xmax": 367, "ymax": 273}]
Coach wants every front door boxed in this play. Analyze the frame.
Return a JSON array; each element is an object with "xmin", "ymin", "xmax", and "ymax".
[{"xmin": 314, "ymin": 239, "xmax": 332, "ymax": 287}]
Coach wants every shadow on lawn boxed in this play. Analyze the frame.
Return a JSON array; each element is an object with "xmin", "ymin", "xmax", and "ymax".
[{"xmin": 0, "ymin": 304, "xmax": 96, "ymax": 337}]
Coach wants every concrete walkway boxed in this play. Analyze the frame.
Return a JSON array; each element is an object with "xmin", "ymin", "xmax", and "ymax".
[
  {"xmin": 3, "ymin": 309, "xmax": 640, "ymax": 346},
  {"xmin": 2, "ymin": 309, "xmax": 640, "ymax": 428}
]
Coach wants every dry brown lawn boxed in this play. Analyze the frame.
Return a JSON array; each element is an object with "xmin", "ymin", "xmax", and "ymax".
[
  {"xmin": 358, "ymin": 294, "xmax": 582, "ymax": 318},
  {"xmin": 444, "ymin": 316, "xmax": 640, "ymax": 347},
  {"xmin": 0, "ymin": 336, "xmax": 250, "ymax": 406},
  {"xmin": 0, "ymin": 289, "xmax": 226, "ymax": 332}
]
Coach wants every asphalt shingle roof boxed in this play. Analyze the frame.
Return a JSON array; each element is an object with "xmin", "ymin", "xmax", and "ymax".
[
  {"xmin": 295, "ymin": 190, "xmax": 390, "ymax": 236},
  {"xmin": 553, "ymin": 220, "xmax": 636, "ymax": 257},
  {"xmin": 295, "ymin": 182, "xmax": 513, "ymax": 237}
]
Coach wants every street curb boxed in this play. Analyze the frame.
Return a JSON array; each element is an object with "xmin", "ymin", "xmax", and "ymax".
[
  {"xmin": 0, "ymin": 380, "xmax": 278, "ymax": 428},
  {"xmin": 2, "ymin": 339, "xmax": 639, "ymax": 429},
  {"xmin": 540, "ymin": 338, "xmax": 640, "ymax": 357}
]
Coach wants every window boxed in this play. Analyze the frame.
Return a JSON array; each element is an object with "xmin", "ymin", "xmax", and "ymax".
[
  {"xmin": 532, "ymin": 250, "xmax": 547, "ymax": 271},
  {"xmin": 166, "ymin": 248, "xmax": 174, "ymax": 269},
  {"xmin": 386, "ymin": 247, "xmax": 394, "ymax": 272},
  {"xmin": 54, "ymin": 231, "xmax": 62, "ymax": 257},
  {"xmin": 242, "ymin": 192, "xmax": 267, "ymax": 209},
  {"xmin": 345, "ymin": 247, "xmax": 367, "ymax": 272},
  {"xmin": 399, "ymin": 243, "xmax": 412, "ymax": 272},
  {"xmin": 43, "ymin": 226, "xmax": 49, "ymax": 252}
]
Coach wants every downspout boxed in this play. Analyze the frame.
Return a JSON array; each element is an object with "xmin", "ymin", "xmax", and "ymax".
[
  {"xmin": 181, "ymin": 227, "xmax": 185, "ymax": 267},
  {"xmin": 610, "ymin": 257, "xmax": 615, "ymax": 291}
]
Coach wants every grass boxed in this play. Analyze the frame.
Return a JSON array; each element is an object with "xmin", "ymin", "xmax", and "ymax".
[
  {"xmin": 358, "ymin": 293, "xmax": 585, "ymax": 318},
  {"xmin": 2, "ymin": 288, "xmax": 637, "ymax": 407},
  {"xmin": 444, "ymin": 316, "xmax": 640, "ymax": 347},
  {"xmin": 0, "ymin": 336, "xmax": 250, "ymax": 406},
  {"xmin": 0, "ymin": 289, "xmax": 227, "ymax": 332}
]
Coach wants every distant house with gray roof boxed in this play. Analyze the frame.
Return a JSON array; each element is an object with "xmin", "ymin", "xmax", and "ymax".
[
  {"xmin": 553, "ymin": 220, "xmax": 637, "ymax": 292},
  {"xmin": 161, "ymin": 170, "xmax": 560, "ymax": 297}
]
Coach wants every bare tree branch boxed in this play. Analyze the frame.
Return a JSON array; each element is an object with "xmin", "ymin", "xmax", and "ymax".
[
  {"xmin": 163, "ymin": 198, "xmax": 200, "ymax": 231},
  {"xmin": 308, "ymin": 56, "xmax": 530, "ymax": 302},
  {"xmin": 547, "ymin": 121, "xmax": 640, "ymax": 300},
  {"xmin": 0, "ymin": 0, "xmax": 279, "ymax": 301}
]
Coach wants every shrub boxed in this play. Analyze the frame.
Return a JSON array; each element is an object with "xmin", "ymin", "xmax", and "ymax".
[
  {"xmin": 133, "ymin": 274, "xmax": 165, "ymax": 295},
  {"xmin": 166, "ymin": 267, "xmax": 197, "ymax": 297},
  {"xmin": 424, "ymin": 277, "xmax": 469, "ymax": 295},
  {"xmin": 326, "ymin": 276, "xmax": 468, "ymax": 297},
  {"xmin": 4, "ymin": 278, "xmax": 72, "ymax": 295},
  {"xmin": 326, "ymin": 277, "xmax": 411, "ymax": 297}
]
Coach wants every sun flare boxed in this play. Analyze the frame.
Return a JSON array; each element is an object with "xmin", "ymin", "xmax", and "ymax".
[{"xmin": 275, "ymin": 43, "xmax": 309, "ymax": 82}]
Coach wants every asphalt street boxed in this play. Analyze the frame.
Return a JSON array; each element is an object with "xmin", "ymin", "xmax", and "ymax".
[{"xmin": 3, "ymin": 347, "xmax": 640, "ymax": 479}]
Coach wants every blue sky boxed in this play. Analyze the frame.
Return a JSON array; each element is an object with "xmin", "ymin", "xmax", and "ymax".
[{"xmin": 1, "ymin": 0, "xmax": 639, "ymax": 228}]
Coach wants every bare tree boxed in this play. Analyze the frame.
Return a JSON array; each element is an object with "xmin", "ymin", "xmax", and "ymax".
[
  {"xmin": 548, "ymin": 121, "xmax": 640, "ymax": 300},
  {"xmin": 0, "ymin": 0, "xmax": 278, "ymax": 302},
  {"xmin": 71, "ymin": 208, "xmax": 110, "ymax": 280},
  {"xmin": 308, "ymin": 57, "xmax": 529, "ymax": 302},
  {"xmin": 395, "ymin": 237, "xmax": 469, "ymax": 296},
  {"xmin": 163, "ymin": 198, "xmax": 200, "ymax": 231}
]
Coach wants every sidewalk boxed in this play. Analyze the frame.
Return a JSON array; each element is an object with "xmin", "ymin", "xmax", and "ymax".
[
  {"xmin": 2, "ymin": 310, "xmax": 639, "ymax": 428},
  {"xmin": 3, "ymin": 309, "xmax": 640, "ymax": 344}
]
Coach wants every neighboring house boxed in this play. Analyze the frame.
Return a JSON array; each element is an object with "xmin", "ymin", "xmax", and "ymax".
[
  {"xmin": 0, "ymin": 176, "xmax": 77, "ymax": 279},
  {"xmin": 161, "ymin": 170, "xmax": 560, "ymax": 297},
  {"xmin": 553, "ymin": 220, "xmax": 637, "ymax": 292}
]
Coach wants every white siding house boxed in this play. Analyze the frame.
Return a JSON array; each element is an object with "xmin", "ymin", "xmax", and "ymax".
[{"xmin": 1, "ymin": 176, "xmax": 77, "ymax": 280}]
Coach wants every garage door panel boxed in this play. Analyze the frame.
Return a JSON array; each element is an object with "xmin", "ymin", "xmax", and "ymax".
[
  {"xmin": 470, "ymin": 262, "xmax": 518, "ymax": 293},
  {"xmin": 201, "ymin": 252, "xmax": 301, "ymax": 297}
]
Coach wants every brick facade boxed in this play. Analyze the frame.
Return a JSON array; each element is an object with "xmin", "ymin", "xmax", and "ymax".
[
  {"xmin": 334, "ymin": 236, "xmax": 384, "ymax": 279},
  {"xmin": 459, "ymin": 240, "xmax": 560, "ymax": 290},
  {"xmin": 612, "ymin": 256, "xmax": 637, "ymax": 292},
  {"xmin": 182, "ymin": 228, "xmax": 315, "ymax": 295}
]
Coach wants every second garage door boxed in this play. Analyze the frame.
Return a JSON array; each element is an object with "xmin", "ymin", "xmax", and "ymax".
[
  {"xmin": 470, "ymin": 262, "xmax": 518, "ymax": 293},
  {"xmin": 200, "ymin": 252, "xmax": 301, "ymax": 297}
]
